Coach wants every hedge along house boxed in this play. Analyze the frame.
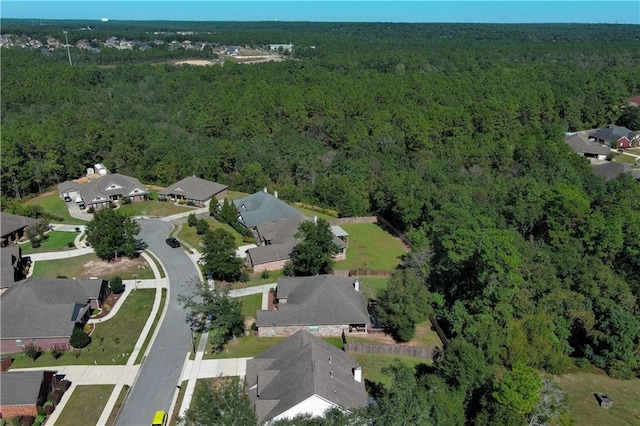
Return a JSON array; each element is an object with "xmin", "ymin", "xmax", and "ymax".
[
  {"xmin": 157, "ymin": 176, "xmax": 228, "ymax": 207},
  {"xmin": 0, "ymin": 370, "xmax": 57, "ymax": 418},
  {"xmin": 257, "ymin": 275, "xmax": 370, "ymax": 337},
  {"xmin": 78, "ymin": 173, "xmax": 148, "ymax": 211},
  {"xmin": 0, "ymin": 278, "xmax": 109, "ymax": 353},
  {"xmin": 246, "ymin": 216, "xmax": 348, "ymax": 272}
]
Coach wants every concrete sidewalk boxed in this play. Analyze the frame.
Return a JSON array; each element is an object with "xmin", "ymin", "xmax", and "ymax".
[{"xmin": 27, "ymin": 247, "xmax": 94, "ymax": 261}]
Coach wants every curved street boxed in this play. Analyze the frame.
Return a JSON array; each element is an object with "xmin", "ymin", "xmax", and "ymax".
[{"xmin": 116, "ymin": 219, "xmax": 201, "ymax": 426}]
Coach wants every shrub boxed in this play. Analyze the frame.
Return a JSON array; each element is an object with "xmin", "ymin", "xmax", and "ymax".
[
  {"xmin": 56, "ymin": 275, "xmax": 68, "ymax": 279},
  {"xmin": 69, "ymin": 327, "xmax": 91, "ymax": 349},
  {"xmin": 261, "ymin": 269, "xmax": 270, "ymax": 279},
  {"xmin": 196, "ymin": 219, "xmax": 209, "ymax": 235},
  {"xmin": 31, "ymin": 241, "xmax": 41, "ymax": 248},
  {"xmin": 43, "ymin": 404, "xmax": 54, "ymax": 416},
  {"xmin": 71, "ymin": 349, "xmax": 82, "ymax": 359},
  {"xmin": 66, "ymin": 241, "xmax": 75, "ymax": 248},
  {"xmin": 186, "ymin": 200, "xmax": 195, "ymax": 206},
  {"xmin": 23, "ymin": 343, "xmax": 42, "ymax": 361},
  {"xmin": 178, "ymin": 199, "xmax": 186, "ymax": 205},
  {"xmin": 109, "ymin": 276, "xmax": 125, "ymax": 294},
  {"xmin": 19, "ymin": 416, "xmax": 35, "ymax": 426},
  {"xmin": 187, "ymin": 213, "xmax": 198, "ymax": 227},
  {"xmin": 87, "ymin": 207, "xmax": 95, "ymax": 214},
  {"xmin": 74, "ymin": 227, "xmax": 81, "ymax": 232},
  {"xmin": 51, "ymin": 389, "xmax": 63, "ymax": 405},
  {"xmin": 49, "ymin": 344, "xmax": 65, "ymax": 359},
  {"xmin": 120, "ymin": 197, "xmax": 132, "ymax": 205}
]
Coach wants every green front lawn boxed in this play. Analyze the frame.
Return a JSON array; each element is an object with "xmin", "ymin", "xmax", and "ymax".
[
  {"xmin": 224, "ymin": 190, "xmax": 250, "ymax": 201},
  {"xmin": 238, "ymin": 293, "xmax": 263, "ymax": 319},
  {"xmin": 335, "ymin": 223, "xmax": 408, "ymax": 271},
  {"xmin": 20, "ymin": 231, "xmax": 78, "ymax": 254},
  {"xmin": 116, "ymin": 200, "xmax": 193, "ymax": 217},
  {"xmin": 7, "ymin": 289, "xmax": 156, "ymax": 366},
  {"xmin": 555, "ymin": 373, "xmax": 640, "ymax": 426},
  {"xmin": 292, "ymin": 203, "xmax": 338, "ymax": 220},
  {"xmin": 351, "ymin": 352, "xmax": 431, "ymax": 386},
  {"xmin": 204, "ymin": 334, "xmax": 287, "ymax": 359},
  {"xmin": 611, "ymin": 152, "xmax": 639, "ymax": 164},
  {"xmin": 178, "ymin": 217, "xmax": 245, "ymax": 248},
  {"xmin": 31, "ymin": 253, "xmax": 155, "ymax": 280},
  {"xmin": 54, "ymin": 385, "xmax": 114, "ymax": 426},
  {"xmin": 232, "ymin": 270, "xmax": 283, "ymax": 289},
  {"xmin": 23, "ymin": 191, "xmax": 86, "ymax": 225}
]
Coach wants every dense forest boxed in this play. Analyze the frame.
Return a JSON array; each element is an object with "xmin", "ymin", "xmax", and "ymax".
[{"xmin": 2, "ymin": 20, "xmax": 640, "ymax": 424}]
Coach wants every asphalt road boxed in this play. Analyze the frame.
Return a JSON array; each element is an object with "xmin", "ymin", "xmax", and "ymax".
[{"xmin": 117, "ymin": 219, "xmax": 200, "ymax": 426}]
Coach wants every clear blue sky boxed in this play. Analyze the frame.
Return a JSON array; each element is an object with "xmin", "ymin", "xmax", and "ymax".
[{"xmin": 2, "ymin": 1, "xmax": 639, "ymax": 24}]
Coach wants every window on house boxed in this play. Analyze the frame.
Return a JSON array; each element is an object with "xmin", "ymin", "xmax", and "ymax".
[
  {"xmin": 308, "ymin": 326, "xmax": 319, "ymax": 333},
  {"xmin": 15, "ymin": 339, "xmax": 22, "ymax": 346}
]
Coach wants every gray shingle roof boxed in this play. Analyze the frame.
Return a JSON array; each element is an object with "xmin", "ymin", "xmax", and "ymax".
[
  {"xmin": 157, "ymin": 176, "xmax": 227, "ymax": 202},
  {"xmin": 1, "ymin": 245, "xmax": 23, "ymax": 287},
  {"xmin": 592, "ymin": 162, "xmax": 632, "ymax": 181},
  {"xmin": 0, "ymin": 212, "xmax": 39, "ymax": 238},
  {"xmin": 257, "ymin": 276, "xmax": 370, "ymax": 327},
  {"xmin": 565, "ymin": 134, "xmax": 611, "ymax": 156},
  {"xmin": 246, "ymin": 330, "xmax": 368, "ymax": 424},
  {"xmin": 0, "ymin": 278, "xmax": 105, "ymax": 340},
  {"xmin": 233, "ymin": 192, "xmax": 302, "ymax": 228},
  {"xmin": 57, "ymin": 180, "xmax": 81, "ymax": 194},
  {"xmin": 589, "ymin": 126, "xmax": 638, "ymax": 144},
  {"xmin": 0, "ymin": 371, "xmax": 48, "ymax": 406},
  {"xmin": 80, "ymin": 173, "xmax": 148, "ymax": 204}
]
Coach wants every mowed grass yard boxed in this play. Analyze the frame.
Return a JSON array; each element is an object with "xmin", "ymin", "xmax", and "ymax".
[
  {"xmin": 335, "ymin": 223, "xmax": 408, "ymax": 271},
  {"xmin": 20, "ymin": 231, "xmax": 78, "ymax": 255},
  {"xmin": 555, "ymin": 373, "xmax": 640, "ymax": 426},
  {"xmin": 54, "ymin": 385, "xmax": 114, "ymax": 426},
  {"xmin": 23, "ymin": 191, "xmax": 86, "ymax": 225},
  {"xmin": 238, "ymin": 293, "xmax": 263, "ymax": 319},
  {"xmin": 204, "ymin": 335, "xmax": 343, "ymax": 359},
  {"xmin": 8, "ymin": 290, "xmax": 156, "ymax": 367},
  {"xmin": 177, "ymin": 217, "xmax": 245, "ymax": 248},
  {"xmin": 116, "ymin": 199, "xmax": 193, "ymax": 217},
  {"xmin": 31, "ymin": 253, "xmax": 155, "ymax": 280},
  {"xmin": 352, "ymin": 353, "xmax": 431, "ymax": 386}
]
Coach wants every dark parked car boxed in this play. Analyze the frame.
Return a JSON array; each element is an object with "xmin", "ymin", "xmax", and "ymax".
[
  {"xmin": 79, "ymin": 203, "xmax": 86, "ymax": 210},
  {"xmin": 64, "ymin": 196, "xmax": 72, "ymax": 202},
  {"xmin": 166, "ymin": 237, "xmax": 180, "ymax": 248}
]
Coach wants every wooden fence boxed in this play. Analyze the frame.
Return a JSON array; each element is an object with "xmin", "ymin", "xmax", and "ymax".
[
  {"xmin": 333, "ymin": 270, "xmax": 392, "ymax": 278},
  {"xmin": 344, "ymin": 342, "xmax": 442, "ymax": 360}
]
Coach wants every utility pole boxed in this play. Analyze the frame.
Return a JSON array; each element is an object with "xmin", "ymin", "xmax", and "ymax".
[{"xmin": 63, "ymin": 31, "xmax": 72, "ymax": 66}]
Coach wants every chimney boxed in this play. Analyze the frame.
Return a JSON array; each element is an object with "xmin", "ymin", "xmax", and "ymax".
[
  {"xmin": 263, "ymin": 187, "xmax": 268, "ymax": 193},
  {"xmin": 328, "ymin": 356, "xmax": 331, "ymax": 364},
  {"xmin": 313, "ymin": 215, "xmax": 317, "ymax": 224},
  {"xmin": 274, "ymin": 190, "xmax": 278, "ymax": 199},
  {"xmin": 354, "ymin": 364, "xmax": 362, "ymax": 383},
  {"xmin": 330, "ymin": 370, "xmax": 333, "ymax": 379},
  {"xmin": 354, "ymin": 277, "xmax": 360, "ymax": 292}
]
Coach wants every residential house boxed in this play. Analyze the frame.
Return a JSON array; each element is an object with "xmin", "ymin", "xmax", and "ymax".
[
  {"xmin": 0, "ymin": 277, "xmax": 109, "ymax": 353},
  {"xmin": 57, "ymin": 180, "xmax": 82, "ymax": 200},
  {"xmin": 1, "ymin": 245, "xmax": 28, "ymax": 290},
  {"xmin": 0, "ymin": 370, "xmax": 57, "ymax": 418},
  {"xmin": 158, "ymin": 176, "xmax": 228, "ymax": 207},
  {"xmin": 588, "ymin": 126, "xmax": 638, "ymax": 148},
  {"xmin": 0, "ymin": 212, "xmax": 39, "ymax": 247},
  {"xmin": 628, "ymin": 95, "xmax": 640, "ymax": 107},
  {"xmin": 247, "ymin": 330, "xmax": 367, "ymax": 424},
  {"xmin": 564, "ymin": 133, "xmax": 610, "ymax": 160},
  {"xmin": 78, "ymin": 173, "xmax": 148, "ymax": 211},
  {"xmin": 257, "ymin": 275, "xmax": 370, "ymax": 337},
  {"xmin": 268, "ymin": 43, "xmax": 294, "ymax": 51},
  {"xmin": 225, "ymin": 46, "xmax": 239, "ymax": 56},
  {"xmin": 233, "ymin": 190, "xmax": 302, "ymax": 229},
  {"xmin": 592, "ymin": 162, "xmax": 632, "ymax": 181},
  {"xmin": 247, "ymin": 216, "xmax": 348, "ymax": 272}
]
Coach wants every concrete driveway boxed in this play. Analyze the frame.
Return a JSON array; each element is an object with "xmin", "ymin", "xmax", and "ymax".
[{"xmin": 116, "ymin": 219, "xmax": 201, "ymax": 426}]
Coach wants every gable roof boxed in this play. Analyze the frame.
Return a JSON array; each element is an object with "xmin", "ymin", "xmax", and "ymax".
[
  {"xmin": 1, "ymin": 245, "xmax": 23, "ymax": 287},
  {"xmin": 589, "ymin": 126, "xmax": 638, "ymax": 144},
  {"xmin": 257, "ymin": 276, "xmax": 370, "ymax": 328},
  {"xmin": 246, "ymin": 330, "xmax": 367, "ymax": 424},
  {"xmin": 564, "ymin": 134, "xmax": 611, "ymax": 156},
  {"xmin": 80, "ymin": 173, "xmax": 148, "ymax": 204},
  {"xmin": 57, "ymin": 180, "xmax": 81, "ymax": 194},
  {"xmin": 0, "ymin": 278, "xmax": 105, "ymax": 340},
  {"xmin": 0, "ymin": 371, "xmax": 48, "ymax": 406},
  {"xmin": 157, "ymin": 176, "xmax": 227, "ymax": 202},
  {"xmin": 592, "ymin": 162, "xmax": 632, "ymax": 181},
  {"xmin": 233, "ymin": 191, "xmax": 302, "ymax": 228},
  {"xmin": 0, "ymin": 212, "xmax": 39, "ymax": 237}
]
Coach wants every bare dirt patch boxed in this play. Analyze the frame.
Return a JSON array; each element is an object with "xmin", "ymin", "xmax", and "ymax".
[
  {"xmin": 83, "ymin": 256, "xmax": 148, "ymax": 277},
  {"xmin": 173, "ymin": 60, "xmax": 216, "ymax": 66}
]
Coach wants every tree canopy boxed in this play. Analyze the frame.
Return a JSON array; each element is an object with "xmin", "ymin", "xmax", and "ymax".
[
  {"xmin": 85, "ymin": 208, "xmax": 140, "ymax": 260},
  {"xmin": 290, "ymin": 219, "xmax": 339, "ymax": 276},
  {"xmin": 200, "ymin": 228, "xmax": 245, "ymax": 282}
]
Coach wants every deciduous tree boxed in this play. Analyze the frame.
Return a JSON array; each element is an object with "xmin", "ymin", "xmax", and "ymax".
[
  {"xmin": 85, "ymin": 209, "xmax": 140, "ymax": 260},
  {"xmin": 290, "ymin": 219, "xmax": 339, "ymax": 276},
  {"xmin": 200, "ymin": 229, "xmax": 244, "ymax": 282}
]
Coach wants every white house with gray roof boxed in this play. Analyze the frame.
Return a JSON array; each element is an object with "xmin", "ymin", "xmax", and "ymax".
[
  {"xmin": 257, "ymin": 275, "xmax": 369, "ymax": 337},
  {"xmin": 158, "ymin": 176, "xmax": 227, "ymax": 206},
  {"xmin": 246, "ymin": 330, "xmax": 367, "ymax": 424},
  {"xmin": 79, "ymin": 173, "xmax": 148, "ymax": 211}
]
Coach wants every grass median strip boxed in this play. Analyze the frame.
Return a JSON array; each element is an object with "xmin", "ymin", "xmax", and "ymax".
[
  {"xmin": 135, "ymin": 288, "xmax": 167, "ymax": 364},
  {"xmin": 105, "ymin": 385, "xmax": 130, "ymax": 426},
  {"xmin": 54, "ymin": 384, "xmax": 114, "ymax": 426}
]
